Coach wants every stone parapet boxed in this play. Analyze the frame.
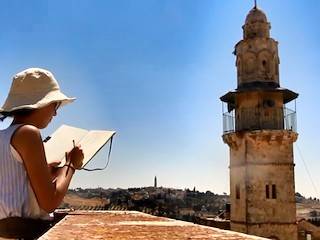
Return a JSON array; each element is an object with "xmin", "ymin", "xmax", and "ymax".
[{"xmin": 39, "ymin": 211, "xmax": 270, "ymax": 240}]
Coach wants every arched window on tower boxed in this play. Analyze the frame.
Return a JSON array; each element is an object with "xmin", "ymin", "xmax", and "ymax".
[
  {"xmin": 258, "ymin": 50, "xmax": 271, "ymax": 78},
  {"xmin": 244, "ymin": 53, "xmax": 256, "ymax": 77}
]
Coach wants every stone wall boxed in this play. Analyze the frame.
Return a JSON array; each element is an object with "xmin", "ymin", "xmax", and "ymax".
[
  {"xmin": 232, "ymin": 222, "xmax": 297, "ymax": 240},
  {"xmin": 298, "ymin": 220, "xmax": 320, "ymax": 240},
  {"xmin": 224, "ymin": 130, "xmax": 298, "ymax": 240}
]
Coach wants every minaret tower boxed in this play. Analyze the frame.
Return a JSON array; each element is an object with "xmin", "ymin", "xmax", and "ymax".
[
  {"xmin": 220, "ymin": 4, "xmax": 298, "ymax": 240},
  {"xmin": 154, "ymin": 176, "xmax": 157, "ymax": 188}
]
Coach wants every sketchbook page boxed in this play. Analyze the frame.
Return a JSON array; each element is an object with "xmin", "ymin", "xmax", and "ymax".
[
  {"xmin": 44, "ymin": 125, "xmax": 88, "ymax": 166},
  {"xmin": 79, "ymin": 130, "xmax": 116, "ymax": 168}
]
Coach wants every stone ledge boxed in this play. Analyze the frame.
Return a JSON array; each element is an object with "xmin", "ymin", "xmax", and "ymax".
[
  {"xmin": 223, "ymin": 130, "xmax": 298, "ymax": 149},
  {"xmin": 39, "ymin": 210, "xmax": 270, "ymax": 240}
]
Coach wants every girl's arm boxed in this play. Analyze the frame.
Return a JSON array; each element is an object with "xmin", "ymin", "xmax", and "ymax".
[{"xmin": 11, "ymin": 125, "xmax": 83, "ymax": 213}]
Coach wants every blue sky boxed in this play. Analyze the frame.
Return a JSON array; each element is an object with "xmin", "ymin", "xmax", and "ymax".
[{"xmin": 0, "ymin": 0, "xmax": 320, "ymax": 198}]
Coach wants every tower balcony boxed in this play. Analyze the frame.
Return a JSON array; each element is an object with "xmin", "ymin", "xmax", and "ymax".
[{"xmin": 222, "ymin": 107, "xmax": 297, "ymax": 134}]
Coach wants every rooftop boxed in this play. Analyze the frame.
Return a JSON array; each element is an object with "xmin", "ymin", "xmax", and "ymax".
[{"xmin": 39, "ymin": 210, "xmax": 269, "ymax": 239}]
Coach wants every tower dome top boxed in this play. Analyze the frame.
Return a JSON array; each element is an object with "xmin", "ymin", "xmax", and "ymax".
[
  {"xmin": 245, "ymin": 7, "xmax": 268, "ymax": 24},
  {"xmin": 243, "ymin": 6, "xmax": 270, "ymax": 39}
]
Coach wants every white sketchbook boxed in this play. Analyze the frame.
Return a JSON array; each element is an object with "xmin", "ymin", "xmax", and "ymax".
[{"xmin": 43, "ymin": 124, "xmax": 115, "ymax": 168}]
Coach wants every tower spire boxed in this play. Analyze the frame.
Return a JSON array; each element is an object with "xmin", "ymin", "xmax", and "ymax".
[{"xmin": 254, "ymin": 0, "xmax": 257, "ymax": 9}]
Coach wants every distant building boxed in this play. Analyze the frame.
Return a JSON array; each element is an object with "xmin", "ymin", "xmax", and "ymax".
[
  {"xmin": 154, "ymin": 176, "xmax": 157, "ymax": 188},
  {"xmin": 221, "ymin": 3, "xmax": 298, "ymax": 240}
]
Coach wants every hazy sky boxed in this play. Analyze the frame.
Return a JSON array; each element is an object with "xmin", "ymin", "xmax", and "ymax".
[{"xmin": 0, "ymin": 0, "xmax": 319, "ymax": 198}]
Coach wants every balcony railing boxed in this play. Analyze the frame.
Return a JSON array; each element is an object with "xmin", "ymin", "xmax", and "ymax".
[
  {"xmin": 283, "ymin": 107, "xmax": 297, "ymax": 132},
  {"xmin": 222, "ymin": 107, "xmax": 297, "ymax": 134},
  {"xmin": 223, "ymin": 111, "xmax": 236, "ymax": 134}
]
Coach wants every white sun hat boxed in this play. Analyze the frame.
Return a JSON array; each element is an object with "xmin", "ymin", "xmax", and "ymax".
[{"xmin": 0, "ymin": 68, "xmax": 75, "ymax": 114}]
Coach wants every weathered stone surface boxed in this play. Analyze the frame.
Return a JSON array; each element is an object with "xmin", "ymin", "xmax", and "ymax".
[
  {"xmin": 298, "ymin": 220, "xmax": 320, "ymax": 240},
  {"xmin": 224, "ymin": 130, "xmax": 298, "ymax": 240},
  {"xmin": 39, "ymin": 211, "xmax": 270, "ymax": 240}
]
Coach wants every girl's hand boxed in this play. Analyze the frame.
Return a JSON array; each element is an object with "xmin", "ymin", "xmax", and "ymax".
[{"xmin": 68, "ymin": 146, "xmax": 84, "ymax": 169}]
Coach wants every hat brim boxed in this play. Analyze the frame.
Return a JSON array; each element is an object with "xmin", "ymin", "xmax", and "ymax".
[{"xmin": 0, "ymin": 90, "xmax": 75, "ymax": 113}]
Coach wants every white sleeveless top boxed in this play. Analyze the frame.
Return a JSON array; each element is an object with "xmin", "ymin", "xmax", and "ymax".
[{"xmin": 0, "ymin": 124, "xmax": 50, "ymax": 220}]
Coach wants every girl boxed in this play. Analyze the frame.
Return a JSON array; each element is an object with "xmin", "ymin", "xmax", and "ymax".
[{"xmin": 0, "ymin": 68, "xmax": 84, "ymax": 239}]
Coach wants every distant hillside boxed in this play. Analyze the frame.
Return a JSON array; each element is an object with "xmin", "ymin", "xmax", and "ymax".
[
  {"xmin": 295, "ymin": 192, "xmax": 320, "ymax": 221},
  {"xmin": 61, "ymin": 187, "xmax": 229, "ymax": 221},
  {"xmin": 60, "ymin": 188, "xmax": 320, "ymax": 221},
  {"xmin": 295, "ymin": 192, "xmax": 320, "ymax": 205}
]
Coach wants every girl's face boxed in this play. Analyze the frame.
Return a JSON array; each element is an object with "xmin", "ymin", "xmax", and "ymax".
[
  {"xmin": 33, "ymin": 102, "xmax": 59, "ymax": 129},
  {"xmin": 12, "ymin": 102, "xmax": 59, "ymax": 129}
]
